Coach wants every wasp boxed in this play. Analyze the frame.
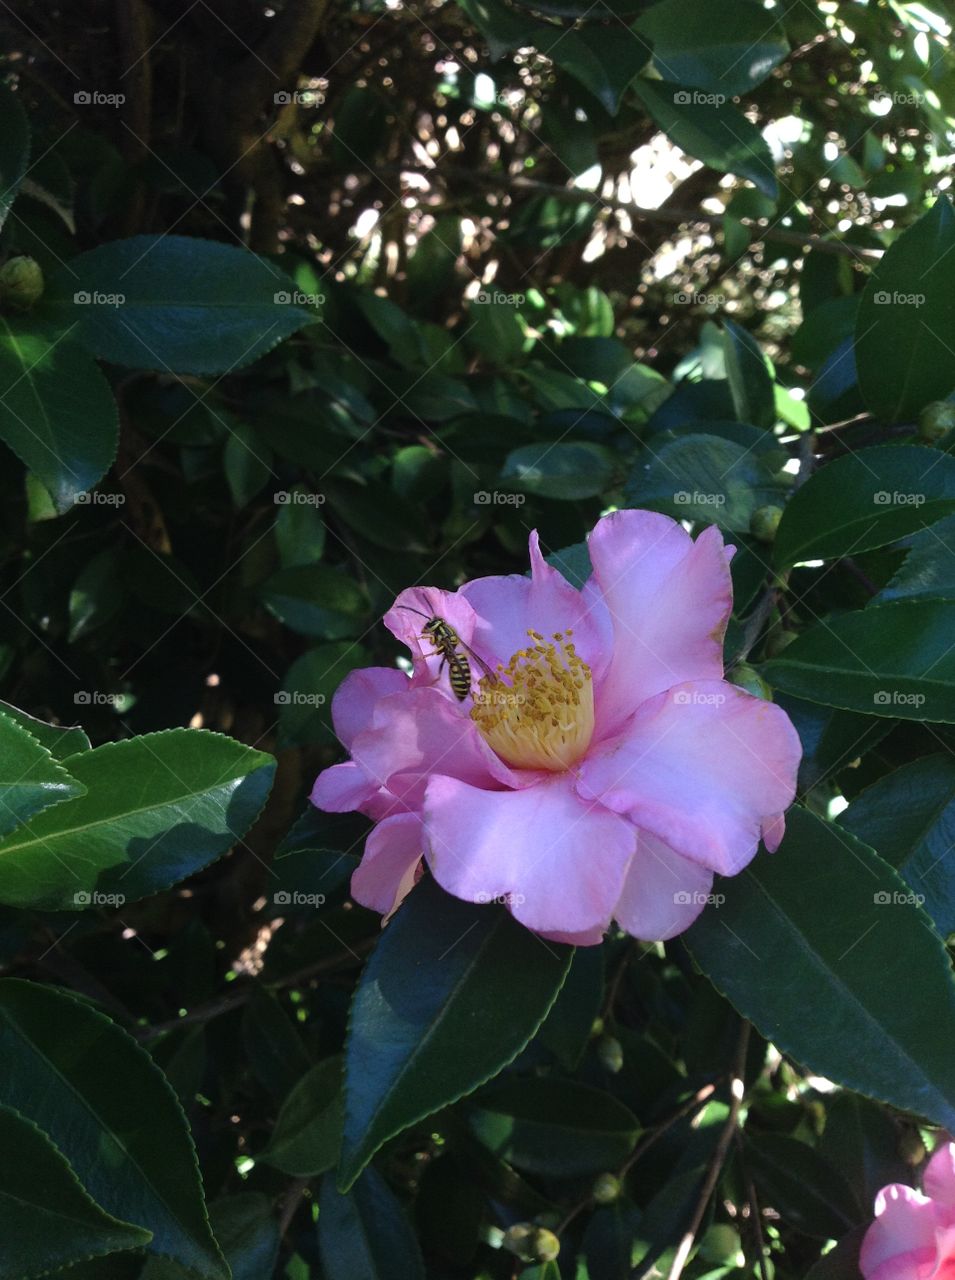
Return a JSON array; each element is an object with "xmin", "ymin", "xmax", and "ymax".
[{"xmin": 399, "ymin": 606, "xmax": 489, "ymax": 701}]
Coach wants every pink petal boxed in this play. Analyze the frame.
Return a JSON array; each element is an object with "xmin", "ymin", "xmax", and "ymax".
[
  {"xmin": 584, "ymin": 510, "xmax": 732, "ymax": 734},
  {"xmin": 861, "ymin": 1185, "xmax": 939, "ymax": 1280},
  {"xmin": 352, "ymin": 812, "xmax": 424, "ymax": 917},
  {"xmin": 423, "ymin": 772, "xmax": 636, "ymax": 940},
  {"xmin": 577, "ymin": 680, "xmax": 801, "ymax": 877},
  {"xmin": 329, "ymin": 666, "xmax": 409, "ymax": 750},
  {"xmin": 925, "ymin": 1144, "xmax": 955, "ymax": 1218},
  {"xmin": 460, "ymin": 529, "xmax": 612, "ymax": 675},
  {"xmin": 311, "ymin": 761, "xmax": 379, "ymax": 814},
  {"xmin": 383, "ymin": 586, "xmax": 481, "ymax": 691},
  {"xmin": 615, "ymin": 831, "xmax": 715, "ymax": 941}
]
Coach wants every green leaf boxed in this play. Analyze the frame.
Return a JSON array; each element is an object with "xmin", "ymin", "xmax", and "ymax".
[
  {"xmin": 0, "ymin": 319, "xmax": 118, "ymax": 512},
  {"xmin": 259, "ymin": 564, "xmax": 366, "ymax": 639},
  {"xmin": 275, "ymin": 487, "xmax": 326, "ymax": 566},
  {"xmin": 0, "ymin": 708, "xmax": 85, "ymax": 839},
  {"xmin": 319, "ymin": 1169, "xmax": 426, "ymax": 1280},
  {"xmin": 741, "ymin": 1133, "xmax": 862, "ymax": 1237},
  {"xmin": 0, "ymin": 979, "xmax": 228, "ymax": 1278},
  {"xmin": 636, "ymin": 0, "xmax": 788, "ymax": 95},
  {"xmin": 761, "ymin": 600, "xmax": 955, "ymax": 721},
  {"xmin": 856, "ymin": 197, "xmax": 955, "ymax": 421},
  {"xmin": 818, "ymin": 1093, "xmax": 910, "ymax": 1211},
  {"xmin": 872, "ymin": 512, "xmax": 955, "ymax": 604},
  {"xmin": 47, "ymin": 235, "xmax": 315, "ymax": 375},
  {"xmin": 208, "ymin": 1194, "xmax": 280, "ymax": 1280},
  {"xmin": 277, "ymin": 643, "xmax": 372, "ymax": 748},
  {"xmin": 686, "ymin": 807, "xmax": 955, "ymax": 1132},
  {"xmin": 723, "ymin": 319, "xmax": 775, "ymax": 429},
  {"xmin": 339, "ymin": 877, "xmax": 572, "ymax": 1190},
  {"xmin": 774, "ymin": 446, "xmax": 955, "ymax": 567},
  {"xmin": 538, "ymin": 24, "xmax": 651, "ymax": 114},
  {"xmin": 224, "ymin": 421, "xmax": 273, "ymax": 507},
  {"xmin": 0, "ymin": 728, "xmax": 275, "ymax": 909},
  {"xmin": 0, "ymin": 82, "xmax": 30, "ymax": 230},
  {"xmin": 0, "ymin": 1104, "xmax": 151, "ymax": 1279},
  {"xmin": 633, "ymin": 79, "xmax": 777, "ymax": 198},
  {"xmin": 537, "ymin": 945, "xmax": 604, "ymax": 1070},
  {"xmin": 469, "ymin": 1078, "xmax": 639, "ymax": 1176},
  {"xmin": 840, "ymin": 754, "xmax": 955, "ymax": 937},
  {"xmin": 625, "ymin": 432, "xmax": 785, "ymax": 532},
  {"xmin": 0, "ymin": 700, "xmax": 90, "ymax": 759},
  {"xmin": 501, "ymin": 441, "xmax": 616, "ymax": 499},
  {"xmin": 261, "ymin": 1056, "xmax": 344, "ymax": 1176}
]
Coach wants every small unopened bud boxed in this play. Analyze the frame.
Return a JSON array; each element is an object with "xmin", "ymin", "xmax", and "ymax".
[
  {"xmin": 701, "ymin": 1224, "xmax": 742, "ymax": 1264},
  {"xmin": 765, "ymin": 629, "xmax": 798, "ymax": 657},
  {"xmin": 502, "ymin": 1224, "xmax": 560, "ymax": 1263},
  {"xmin": 596, "ymin": 1033, "xmax": 624, "ymax": 1074},
  {"xmin": 899, "ymin": 1130, "xmax": 927, "ymax": 1166},
  {"xmin": 728, "ymin": 663, "xmax": 772, "ymax": 700},
  {"xmin": 0, "ymin": 256, "xmax": 44, "ymax": 309},
  {"xmin": 750, "ymin": 504, "xmax": 784, "ymax": 543},
  {"xmin": 592, "ymin": 1172, "xmax": 621, "ymax": 1204},
  {"xmin": 589, "ymin": 1016, "xmax": 605, "ymax": 1038},
  {"xmin": 919, "ymin": 401, "xmax": 955, "ymax": 444}
]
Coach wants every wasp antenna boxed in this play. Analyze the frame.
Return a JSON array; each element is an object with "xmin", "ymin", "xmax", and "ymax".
[{"xmin": 396, "ymin": 604, "xmax": 430, "ymax": 620}]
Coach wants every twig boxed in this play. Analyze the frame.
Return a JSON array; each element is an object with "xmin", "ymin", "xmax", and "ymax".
[
  {"xmin": 736, "ymin": 1131, "xmax": 771, "ymax": 1280},
  {"xmin": 663, "ymin": 1021, "xmax": 750, "ymax": 1280},
  {"xmin": 278, "ymin": 1177, "xmax": 311, "ymax": 1238}
]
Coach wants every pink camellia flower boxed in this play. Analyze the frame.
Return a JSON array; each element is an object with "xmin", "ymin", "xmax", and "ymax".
[
  {"xmin": 861, "ymin": 1144, "xmax": 955, "ymax": 1280},
  {"xmin": 311, "ymin": 509, "xmax": 801, "ymax": 945}
]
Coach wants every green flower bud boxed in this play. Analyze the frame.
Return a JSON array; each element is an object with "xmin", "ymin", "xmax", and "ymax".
[
  {"xmin": 700, "ymin": 1224, "xmax": 742, "ymax": 1264},
  {"xmin": 596, "ymin": 1033, "xmax": 624, "ymax": 1074},
  {"xmin": 592, "ymin": 1172, "xmax": 621, "ymax": 1204},
  {"xmin": 0, "ymin": 256, "xmax": 44, "ymax": 309},
  {"xmin": 589, "ymin": 1015, "xmax": 605, "ymax": 1038},
  {"xmin": 750, "ymin": 504, "xmax": 784, "ymax": 543},
  {"xmin": 728, "ymin": 663, "xmax": 772, "ymax": 700},
  {"xmin": 502, "ymin": 1224, "xmax": 560, "ymax": 1263},
  {"xmin": 918, "ymin": 401, "xmax": 955, "ymax": 444},
  {"xmin": 531, "ymin": 1228, "xmax": 560, "ymax": 1263}
]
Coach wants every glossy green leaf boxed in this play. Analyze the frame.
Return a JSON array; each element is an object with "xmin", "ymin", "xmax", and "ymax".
[
  {"xmin": 207, "ymin": 1194, "xmax": 280, "ymax": 1280},
  {"xmin": 0, "ymin": 82, "xmax": 30, "ymax": 229},
  {"xmin": 741, "ymin": 1133, "xmax": 862, "ymax": 1237},
  {"xmin": 856, "ymin": 197, "xmax": 955, "ymax": 421},
  {"xmin": 259, "ymin": 564, "xmax": 366, "ymax": 638},
  {"xmin": 224, "ymin": 422, "xmax": 273, "ymax": 507},
  {"xmin": 0, "ymin": 708, "xmax": 85, "ymax": 839},
  {"xmin": 761, "ymin": 600, "xmax": 955, "ymax": 721},
  {"xmin": 818, "ymin": 1093, "xmax": 910, "ymax": 1211},
  {"xmin": 0, "ymin": 727, "xmax": 275, "ymax": 909},
  {"xmin": 723, "ymin": 319, "xmax": 775, "ymax": 429},
  {"xmin": 537, "ymin": 24, "xmax": 650, "ymax": 115},
  {"xmin": 48, "ymin": 235, "xmax": 315, "ymax": 374},
  {"xmin": 840, "ymin": 754, "xmax": 955, "ymax": 937},
  {"xmin": 774, "ymin": 446, "xmax": 955, "ymax": 567},
  {"xmin": 275, "ymin": 487, "xmax": 326, "ymax": 566},
  {"xmin": 636, "ymin": 0, "xmax": 788, "ymax": 95},
  {"xmin": 0, "ymin": 980, "xmax": 228, "ymax": 1278},
  {"xmin": 277, "ymin": 642, "xmax": 372, "ymax": 748},
  {"xmin": 633, "ymin": 79, "xmax": 777, "ymax": 198},
  {"xmin": 686, "ymin": 807, "xmax": 955, "ymax": 1131},
  {"xmin": 470, "ymin": 1078, "xmax": 639, "ymax": 1175},
  {"xmin": 501, "ymin": 441, "xmax": 616, "ymax": 499},
  {"xmin": 0, "ymin": 1104, "xmax": 151, "ymax": 1279},
  {"xmin": 339, "ymin": 877, "xmax": 572, "ymax": 1190},
  {"xmin": 261, "ymin": 1056, "xmax": 344, "ymax": 1176},
  {"xmin": 0, "ymin": 319, "xmax": 118, "ymax": 511},
  {"xmin": 0, "ymin": 700, "xmax": 90, "ymax": 759},
  {"xmin": 319, "ymin": 1169, "xmax": 426, "ymax": 1280},
  {"xmin": 872, "ymin": 512, "xmax": 955, "ymax": 604},
  {"xmin": 241, "ymin": 986, "xmax": 313, "ymax": 1102}
]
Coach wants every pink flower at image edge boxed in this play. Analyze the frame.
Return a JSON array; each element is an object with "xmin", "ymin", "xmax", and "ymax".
[
  {"xmin": 311, "ymin": 509, "xmax": 802, "ymax": 945},
  {"xmin": 861, "ymin": 1143, "xmax": 955, "ymax": 1280}
]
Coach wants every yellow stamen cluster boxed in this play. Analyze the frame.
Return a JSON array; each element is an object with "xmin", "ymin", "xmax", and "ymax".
[{"xmin": 470, "ymin": 629, "xmax": 594, "ymax": 772}]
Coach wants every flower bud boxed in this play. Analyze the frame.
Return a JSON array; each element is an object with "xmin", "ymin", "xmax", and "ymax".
[
  {"xmin": 592, "ymin": 1172, "xmax": 621, "ymax": 1204},
  {"xmin": 750, "ymin": 504, "xmax": 784, "ymax": 543},
  {"xmin": 700, "ymin": 1224, "xmax": 742, "ymax": 1264},
  {"xmin": 918, "ymin": 401, "xmax": 955, "ymax": 444},
  {"xmin": 728, "ymin": 663, "xmax": 773, "ymax": 700},
  {"xmin": 0, "ymin": 256, "xmax": 44, "ymax": 310},
  {"xmin": 596, "ymin": 1033, "xmax": 624, "ymax": 1074},
  {"xmin": 502, "ymin": 1224, "xmax": 560, "ymax": 1263},
  {"xmin": 899, "ymin": 1130, "xmax": 926, "ymax": 1165}
]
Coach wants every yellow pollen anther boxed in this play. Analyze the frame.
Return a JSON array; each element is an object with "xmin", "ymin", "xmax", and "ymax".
[{"xmin": 470, "ymin": 632, "xmax": 595, "ymax": 772}]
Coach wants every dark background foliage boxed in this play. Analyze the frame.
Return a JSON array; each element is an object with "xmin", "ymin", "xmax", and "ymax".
[{"xmin": 1, "ymin": 1, "xmax": 955, "ymax": 1277}]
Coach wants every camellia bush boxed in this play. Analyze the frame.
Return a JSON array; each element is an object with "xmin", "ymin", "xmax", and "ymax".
[{"xmin": 3, "ymin": 0, "xmax": 955, "ymax": 1276}]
